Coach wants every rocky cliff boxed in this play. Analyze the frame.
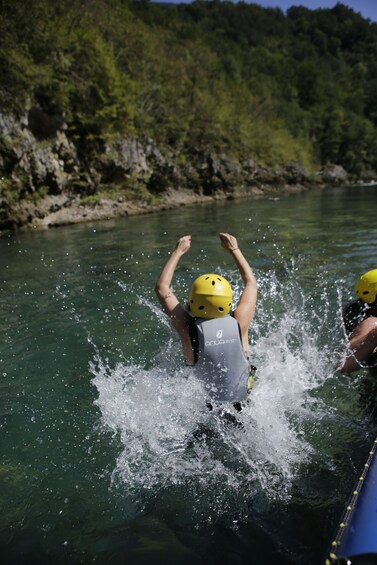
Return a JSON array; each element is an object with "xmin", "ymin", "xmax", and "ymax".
[{"xmin": 0, "ymin": 107, "xmax": 348, "ymax": 234}]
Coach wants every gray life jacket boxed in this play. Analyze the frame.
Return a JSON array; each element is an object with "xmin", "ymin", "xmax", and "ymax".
[{"xmin": 192, "ymin": 315, "xmax": 250, "ymax": 402}]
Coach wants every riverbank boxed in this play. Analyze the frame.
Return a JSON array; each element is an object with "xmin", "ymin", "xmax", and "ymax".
[
  {"xmin": 2, "ymin": 1, "xmax": 377, "ymax": 236},
  {"xmin": 1, "ymin": 180, "xmax": 326, "ymax": 235},
  {"xmin": 0, "ymin": 109, "xmax": 349, "ymax": 235}
]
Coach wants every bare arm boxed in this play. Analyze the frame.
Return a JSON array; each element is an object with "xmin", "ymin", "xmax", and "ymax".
[
  {"xmin": 155, "ymin": 235, "xmax": 194, "ymax": 363},
  {"xmin": 219, "ymin": 233, "xmax": 257, "ymax": 350},
  {"xmin": 338, "ymin": 317, "xmax": 377, "ymax": 372}
]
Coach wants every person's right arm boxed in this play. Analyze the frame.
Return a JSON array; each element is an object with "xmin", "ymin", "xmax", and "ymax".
[{"xmin": 219, "ymin": 233, "xmax": 257, "ymax": 350}]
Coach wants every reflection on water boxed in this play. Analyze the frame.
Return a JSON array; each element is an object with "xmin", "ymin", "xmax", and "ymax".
[{"xmin": 0, "ymin": 186, "xmax": 377, "ymax": 564}]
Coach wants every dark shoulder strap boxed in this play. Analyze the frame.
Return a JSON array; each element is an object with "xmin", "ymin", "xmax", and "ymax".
[{"xmin": 189, "ymin": 317, "xmax": 199, "ymax": 363}]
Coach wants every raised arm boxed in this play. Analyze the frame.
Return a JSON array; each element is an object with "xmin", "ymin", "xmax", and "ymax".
[
  {"xmin": 219, "ymin": 233, "xmax": 257, "ymax": 348},
  {"xmin": 155, "ymin": 235, "xmax": 194, "ymax": 363}
]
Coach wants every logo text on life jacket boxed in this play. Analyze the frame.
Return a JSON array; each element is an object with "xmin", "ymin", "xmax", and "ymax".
[{"xmin": 205, "ymin": 337, "xmax": 236, "ymax": 346}]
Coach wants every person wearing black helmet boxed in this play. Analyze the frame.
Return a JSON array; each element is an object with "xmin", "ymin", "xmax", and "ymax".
[
  {"xmin": 155, "ymin": 233, "xmax": 258, "ymax": 405},
  {"xmin": 339, "ymin": 269, "xmax": 377, "ymax": 374}
]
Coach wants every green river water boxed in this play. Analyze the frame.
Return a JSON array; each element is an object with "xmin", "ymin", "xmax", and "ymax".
[{"xmin": 1, "ymin": 185, "xmax": 377, "ymax": 564}]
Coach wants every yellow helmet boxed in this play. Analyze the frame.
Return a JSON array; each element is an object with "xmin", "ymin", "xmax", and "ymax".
[
  {"xmin": 189, "ymin": 274, "xmax": 232, "ymax": 318},
  {"xmin": 355, "ymin": 269, "xmax": 377, "ymax": 304}
]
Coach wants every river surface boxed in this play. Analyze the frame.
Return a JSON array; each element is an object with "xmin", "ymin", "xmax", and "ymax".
[{"xmin": 1, "ymin": 185, "xmax": 377, "ymax": 564}]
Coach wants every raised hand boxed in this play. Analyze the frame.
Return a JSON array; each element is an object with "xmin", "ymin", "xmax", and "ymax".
[
  {"xmin": 175, "ymin": 235, "xmax": 192, "ymax": 255},
  {"xmin": 219, "ymin": 232, "xmax": 238, "ymax": 252}
]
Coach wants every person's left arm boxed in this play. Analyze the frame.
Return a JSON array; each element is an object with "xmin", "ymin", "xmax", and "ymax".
[{"xmin": 155, "ymin": 235, "xmax": 194, "ymax": 363}]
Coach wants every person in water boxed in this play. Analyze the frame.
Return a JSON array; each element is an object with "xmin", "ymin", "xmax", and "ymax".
[
  {"xmin": 338, "ymin": 269, "xmax": 377, "ymax": 374},
  {"xmin": 155, "ymin": 233, "xmax": 258, "ymax": 406}
]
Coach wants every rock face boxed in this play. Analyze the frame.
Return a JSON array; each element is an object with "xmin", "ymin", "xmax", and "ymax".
[
  {"xmin": 320, "ymin": 164, "xmax": 348, "ymax": 183},
  {"xmin": 0, "ymin": 107, "xmax": 344, "ymax": 233}
]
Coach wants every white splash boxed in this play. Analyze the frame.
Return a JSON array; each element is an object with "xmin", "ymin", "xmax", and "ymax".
[{"xmin": 91, "ymin": 264, "xmax": 340, "ymax": 519}]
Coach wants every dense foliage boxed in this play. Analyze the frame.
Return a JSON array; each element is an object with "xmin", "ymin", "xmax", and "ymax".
[{"xmin": 1, "ymin": 0, "xmax": 377, "ymax": 177}]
